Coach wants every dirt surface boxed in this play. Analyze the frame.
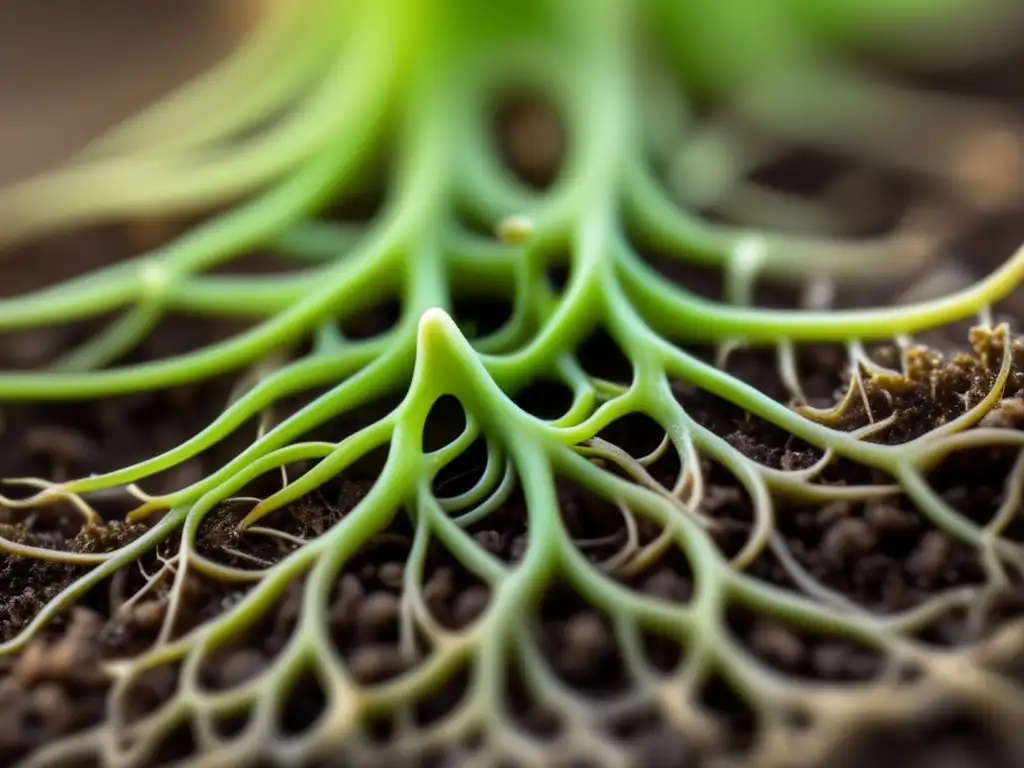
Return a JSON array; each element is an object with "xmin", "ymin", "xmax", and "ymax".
[
  {"xmin": 2, "ymin": 270, "xmax": 1024, "ymax": 768},
  {"xmin": 2, "ymin": 28, "xmax": 1024, "ymax": 768}
]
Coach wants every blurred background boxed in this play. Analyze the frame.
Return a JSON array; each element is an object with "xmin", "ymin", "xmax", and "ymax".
[
  {"xmin": 0, "ymin": 0, "xmax": 263, "ymax": 187},
  {"xmin": 0, "ymin": 0, "xmax": 1021, "ymax": 310}
]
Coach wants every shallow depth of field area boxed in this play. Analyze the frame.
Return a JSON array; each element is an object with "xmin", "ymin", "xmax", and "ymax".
[{"xmin": 2, "ymin": 2, "xmax": 1024, "ymax": 767}]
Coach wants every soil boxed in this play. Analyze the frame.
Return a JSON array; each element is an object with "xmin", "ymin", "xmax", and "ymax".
[{"xmin": 2, "ymin": 36, "xmax": 1024, "ymax": 768}]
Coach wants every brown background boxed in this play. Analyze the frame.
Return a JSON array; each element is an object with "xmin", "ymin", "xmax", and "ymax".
[{"xmin": 0, "ymin": 0, "xmax": 261, "ymax": 186}]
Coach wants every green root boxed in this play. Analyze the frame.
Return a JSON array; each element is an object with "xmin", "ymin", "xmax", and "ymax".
[{"xmin": 1, "ymin": 0, "xmax": 1023, "ymax": 766}]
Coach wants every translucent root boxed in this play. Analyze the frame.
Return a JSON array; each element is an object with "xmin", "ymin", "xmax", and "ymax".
[
  {"xmin": 797, "ymin": 323, "xmax": 1014, "ymax": 442},
  {"xmin": 667, "ymin": 123, "xmax": 843, "ymax": 234},
  {"xmin": 896, "ymin": 463, "xmax": 1024, "ymax": 575},
  {"xmin": 710, "ymin": 179, "xmax": 845, "ymax": 237},
  {"xmin": 96, "ymin": 476, "xmax": 408, "ymax": 762},
  {"xmin": 968, "ymin": 446, "xmax": 1024, "ymax": 636},
  {"xmin": 239, "ymin": 421, "xmax": 394, "ymax": 530},
  {"xmin": 58, "ymin": 343, "xmax": 399, "ymax": 512},
  {"xmin": 0, "ymin": 477, "xmax": 101, "ymax": 527},
  {"xmin": 435, "ymin": 432, "xmax": 502, "ymax": 514},
  {"xmin": 701, "ymin": 434, "xmax": 775, "ymax": 572},
  {"xmin": 597, "ymin": 499, "xmax": 642, "ymax": 573},
  {"xmin": 970, "ymin": 616, "xmax": 1024, "ymax": 671},
  {"xmin": 398, "ymin": 508, "xmax": 445, "ymax": 659},
  {"xmin": 674, "ymin": 429, "xmax": 705, "ymax": 510},
  {"xmin": 666, "ymin": 112, "xmax": 787, "ymax": 212},
  {"xmin": 550, "ymin": 354, "xmax": 601, "ymax": 429},
  {"xmin": 552, "ymin": 386, "xmax": 645, "ymax": 449},
  {"xmin": 621, "ymin": 226, "xmax": 1024, "ymax": 344},
  {"xmin": 161, "ymin": 441, "xmax": 353, "ymax": 643},
  {"xmin": 514, "ymin": 620, "xmax": 625, "ymax": 726},
  {"xmin": 800, "ymin": 275, "xmax": 835, "ymax": 312},
  {"xmin": 244, "ymin": 525, "xmax": 310, "ymax": 549},
  {"xmin": 419, "ymin": 490, "xmax": 507, "ymax": 586},
  {"xmin": 576, "ymin": 438, "xmax": 712, "ymax": 530},
  {"xmin": 115, "ymin": 554, "xmax": 180, "ymax": 620},
  {"xmin": 510, "ymin": 623, "xmax": 643, "ymax": 767},
  {"xmin": 624, "ymin": 160, "xmax": 937, "ymax": 287},
  {"xmin": 224, "ymin": 351, "xmax": 293, "ymax": 410},
  {"xmin": 428, "ymin": 413, "xmax": 481, "ymax": 472},
  {"xmin": 775, "ymin": 339, "xmax": 807, "ymax": 407},
  {"xmin": 14, "ymin": 725, "xmax": 105, "ymax": 768},
  {"xmin": 0, "ymin": 533, "xmax": 115, "ymax": 566},
  {"xmin": 768, "ymin": 534, "xmax": 865, "ymax": 615},
  {"xmin": 51, "ymin": 304, "xmax": 166, "ymax": 374},
  {"xmin": 763, "ymin": 474, "xmax": 901, "ymax": 505},
  {"xmin": 450, "ymin": 461, "xmax": 517, "ymax": 529},
  {"xmin": 637, "ymin": 432, "xmax": 671, "ymax": 468},
  {"xmin": 792, "ymin": 365, "xmax": 880, "ymax": 426},
  {"xmin": 733, "ymin": 64, "xmax": 1024, "ymax": 214},
  {"xmin": 557, "ymin": 454, "xmax": 960, "ymax": 764},
  {"xmin": 708, "ymin": 578, "xmax": 1024, "ymax": 766},
  {"xmin": 754, "ymin": 439, "xmax": 901, "ymax": 504},
  {"xmin": 645, "ymin": 386, "xmax": 777, "ymax": 573},
  {"xmin": 607, "ymin": 520, "xmax": 678, "ymax": 580},
  {"xmin": 712, "ymin": 237, "xmax": 761, "ymax": 370}
]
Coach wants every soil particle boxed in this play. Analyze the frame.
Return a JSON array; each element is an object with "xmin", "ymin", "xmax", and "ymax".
[
  {"xmin": 631, "ymin": 728, "xmax": 700, "ymax": 768},
  {"xmin": 560, "ymin": 612, "xmax": 614, "ymax": 678},
  {"xmin": 810, "ymin": 642, "xmax": 880, "ymax": 681},
  {"xmin": 356, "ymin": 591, "xmax": 401, "ymax": 641},
  {"xmin": 641, "ymin": 568, "xmax": 694, "ymax": 603},
  {"xmin": 509, "ymin": 534, "xmax": 529, "ymax": 563},
  {"xmin": 377, "ymin": 561, "xmax": 405, "ymax": 590},
  {"xmin": 350, "ymin": 644, "xmax": 412, "ymax": 685},
  {"xmin": 453, "ymin": 585, "xmax": 489, "ymax": 627},
  {"xmin": 821, "ymin": 517, "xmax": 877, "ymax": 563},
  {"xmin": 908, "ymin": 531, "xmax": 955, "ymax": 587},
  {"xmin": 224, "ymin": 647, "xmax": 267, "ymax": 684},
  {"xmin": 750, "ymin": 621, "xmax": 805, "ymax": 669},
  {"xmin": 423, "ymin": 567, "xmax": 455, "ymax": 610},
  {"xmin": 0, "ymin": 608, "xmax": 110, "ymax": 765},
  {"xmin": 864, "ymin": 500, "xmax": 919, "ymax": 535},
  {"xmin": 336, "ymin": 573, "xmax": 365, "ymax": 619},
  {"xmin": 472, "ymin": 530, "xmax": 504, "ymax": 556}
]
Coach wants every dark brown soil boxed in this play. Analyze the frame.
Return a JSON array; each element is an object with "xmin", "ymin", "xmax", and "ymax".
[
  {"xmin": 2, "ymin": 33, "xmax": 1024, "ymax": 768},
  {"xmin": 4, "ymin": 287, "xmax": 1024, "ymax": 768}
]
